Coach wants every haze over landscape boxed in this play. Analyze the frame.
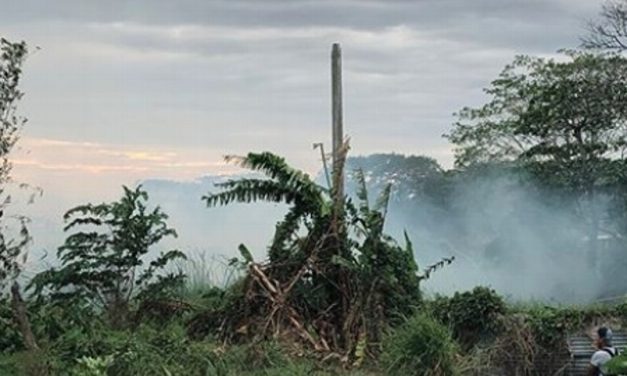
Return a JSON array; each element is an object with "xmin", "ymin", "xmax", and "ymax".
[
  {"xmin": 1, "ymin": 0, "xmax": 606, "ymax": 301},
  {"xmin": 10, "ymin": 2, "xmax": 627, "ymax": 375}
]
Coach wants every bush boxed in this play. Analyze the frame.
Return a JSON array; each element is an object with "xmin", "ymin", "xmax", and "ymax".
[
  {"xmin": 430, "ymin": 286, "xmax": 506, "ymax": 349},
  {"xmin": 523, "ymin": 306, "xmax": 583, "ymax": 347},
  {"xmin": 10, "ymin": 322, "xmax": 216, "ymax": 375},
  {"xmin": 381, "ymin": 313, "xmax": 458, "ymax": 376},
  {"xmin": 29, "ymin": 185, "xmax": 186, "ymax": 330},
  {"xmin": 83, "ymin": 324, "xmax": 217, "ymax": 375},
  {"xmin": 45, "ymin": 321, "xmax": 312, "ymax": 376}
]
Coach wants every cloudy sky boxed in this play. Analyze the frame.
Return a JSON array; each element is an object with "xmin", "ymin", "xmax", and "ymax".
[{"xmin": 1, "ymin": 0, "xmax": 601, "ymax": 211}]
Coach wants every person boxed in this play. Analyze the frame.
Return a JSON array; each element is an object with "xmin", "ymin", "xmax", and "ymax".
[{"xmin": 589, "ymin": 326, "xmax": 619, "ymax": 376}]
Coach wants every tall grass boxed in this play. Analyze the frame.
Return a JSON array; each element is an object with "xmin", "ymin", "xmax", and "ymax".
[
  {"xmin": 381, "ymin": 313, "xmax": 458, "ymax": 376},
  {"xmin": 171, "ymin": 250, "xmax": 242, "ymax": 299}
]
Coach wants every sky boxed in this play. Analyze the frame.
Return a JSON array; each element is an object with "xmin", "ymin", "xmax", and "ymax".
[{"xmin": 0, "ymin": 0, "xmax": 603, "ymax": 241}]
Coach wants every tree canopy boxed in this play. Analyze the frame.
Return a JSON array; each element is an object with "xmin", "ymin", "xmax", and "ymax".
[{"xmin": 446, "ymin": 52, "xmax": 627, "ymax": 195}]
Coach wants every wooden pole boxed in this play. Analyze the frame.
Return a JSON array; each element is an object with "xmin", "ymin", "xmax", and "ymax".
[{"xmin": 331, "ymin": 43, "xmax": 344, "ymax": 200}]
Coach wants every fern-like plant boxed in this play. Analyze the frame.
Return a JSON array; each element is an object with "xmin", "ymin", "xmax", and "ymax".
[{"xmin": 29, "ymin": 186, "xmax": 186, "ymax": 329}]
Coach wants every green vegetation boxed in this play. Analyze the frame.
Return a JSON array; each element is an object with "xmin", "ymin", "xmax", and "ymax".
[
  {"xmin": 380, "ymin": 313, "xmax": 458, "ymax": 376},
  {"xmin": 605, "ymin": 354, "xmax": 627, "ymax": 375},
  {"xmin": 29, "ymin": 185, "xmax": 186, "ymax": 330},
  {"xmin": 429, "ymin": 287, "xmax": 506, "ymax": 350},
  {"xmin": 4, "ymin": 282, "xmax": 627, "ymax": 375},
  {"xmin": 195, "ymin": 151, "xmax": 428, "ymax": 358}
]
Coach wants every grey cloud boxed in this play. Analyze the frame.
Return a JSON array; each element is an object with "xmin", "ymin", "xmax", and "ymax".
[
  {"xmin": 3, "ymin": 0, "xmax": 603, "ymax": 173},
  {"xmin": 3, "ymin": 0, "xmax": 608, "ymax": 287},
  {"xmin": 3, "ymin": 0, "xmax": 596, "ymax": 50}
]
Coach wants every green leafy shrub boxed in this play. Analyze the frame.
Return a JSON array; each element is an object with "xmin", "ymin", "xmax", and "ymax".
[
  {"xmin": 524, "ymin": 306, "xmax": 583, "ymax": 347},
  {"xmin": 381, "ymin": 313, "xmax": 458, "ymax": 376},
  {"xmin": 37, "ymin": 323, "xmax": 215, "ymax": 375},
  {"xmin": 58, "ymin": 324, "xmax": 306, "ymax": 376},
  {"xmin": 615, "ymin": 300, "xmax": 627, "ymax": 319},
  {"xmin": 73, "ymin": 355, "xmax": 114, "ymax": 376},
  {"xmin": 29, "ymin": 185, "xmax": 186, "ymax": 329},
  {"xmin": 604, "ymin": 353, "xmax": 627, "ymax": 375},
  {"xmin": 105, "ymin": 325, "xmax": 206, "ymax": 375},
  {"xmin": 431, "ymin": 287, "xmax": 506, "ymax": 349},
  {"xmin": 186, "ymin": 279, "xmax": 249, "ymax": 341},
  {"xmin": 30, "ymin": 296, "xmax": 102, "ymax": 348}
]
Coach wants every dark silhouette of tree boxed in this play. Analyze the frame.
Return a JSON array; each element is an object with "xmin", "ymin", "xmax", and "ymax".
[{"xmin": 583, "ymin": 1, "xmax": 627, "ymax": 51}]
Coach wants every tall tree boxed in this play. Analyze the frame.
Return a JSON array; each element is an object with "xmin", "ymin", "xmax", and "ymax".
[
  {"xmin": 346, "ymin": 154, "xmax": 446, "ymax": 204},
  {"xmin": 446, "ymin": 52, "xmax": 627, "ymax": 267},
  {"xmin": 0, "ymin": 38, "xmax": 29, "ymax": 288}
]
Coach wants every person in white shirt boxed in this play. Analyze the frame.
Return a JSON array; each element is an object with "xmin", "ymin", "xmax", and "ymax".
[{"xmin": 589, "ymin": 326, "xmax": 619, "ymax": 376}]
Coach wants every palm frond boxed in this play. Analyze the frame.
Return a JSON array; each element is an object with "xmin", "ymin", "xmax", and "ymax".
[
  {"xmin": 204, "ymin": 152, "xmax": 330, "ymax": 263},
  {"xmin": 226, "ymin": 152, "xmax": 313, "ymax": 187},
  {"xmin": 215, "ymin": 152, "xmax": 326, "ymax": 209},
  {"xmin": 404, "ymin": 230, "xmax": 417, "ymax": 267},
  {"xmin": 269, "ymin": 207, "xmax": 306, "ymax": 260},
  {"xmin": 374, "ymin": 183, "xmax": 392, "ymax": 220},
  {"xmin": 203, "ymin": 179, "xmax": 294, "ymax": 207}
]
